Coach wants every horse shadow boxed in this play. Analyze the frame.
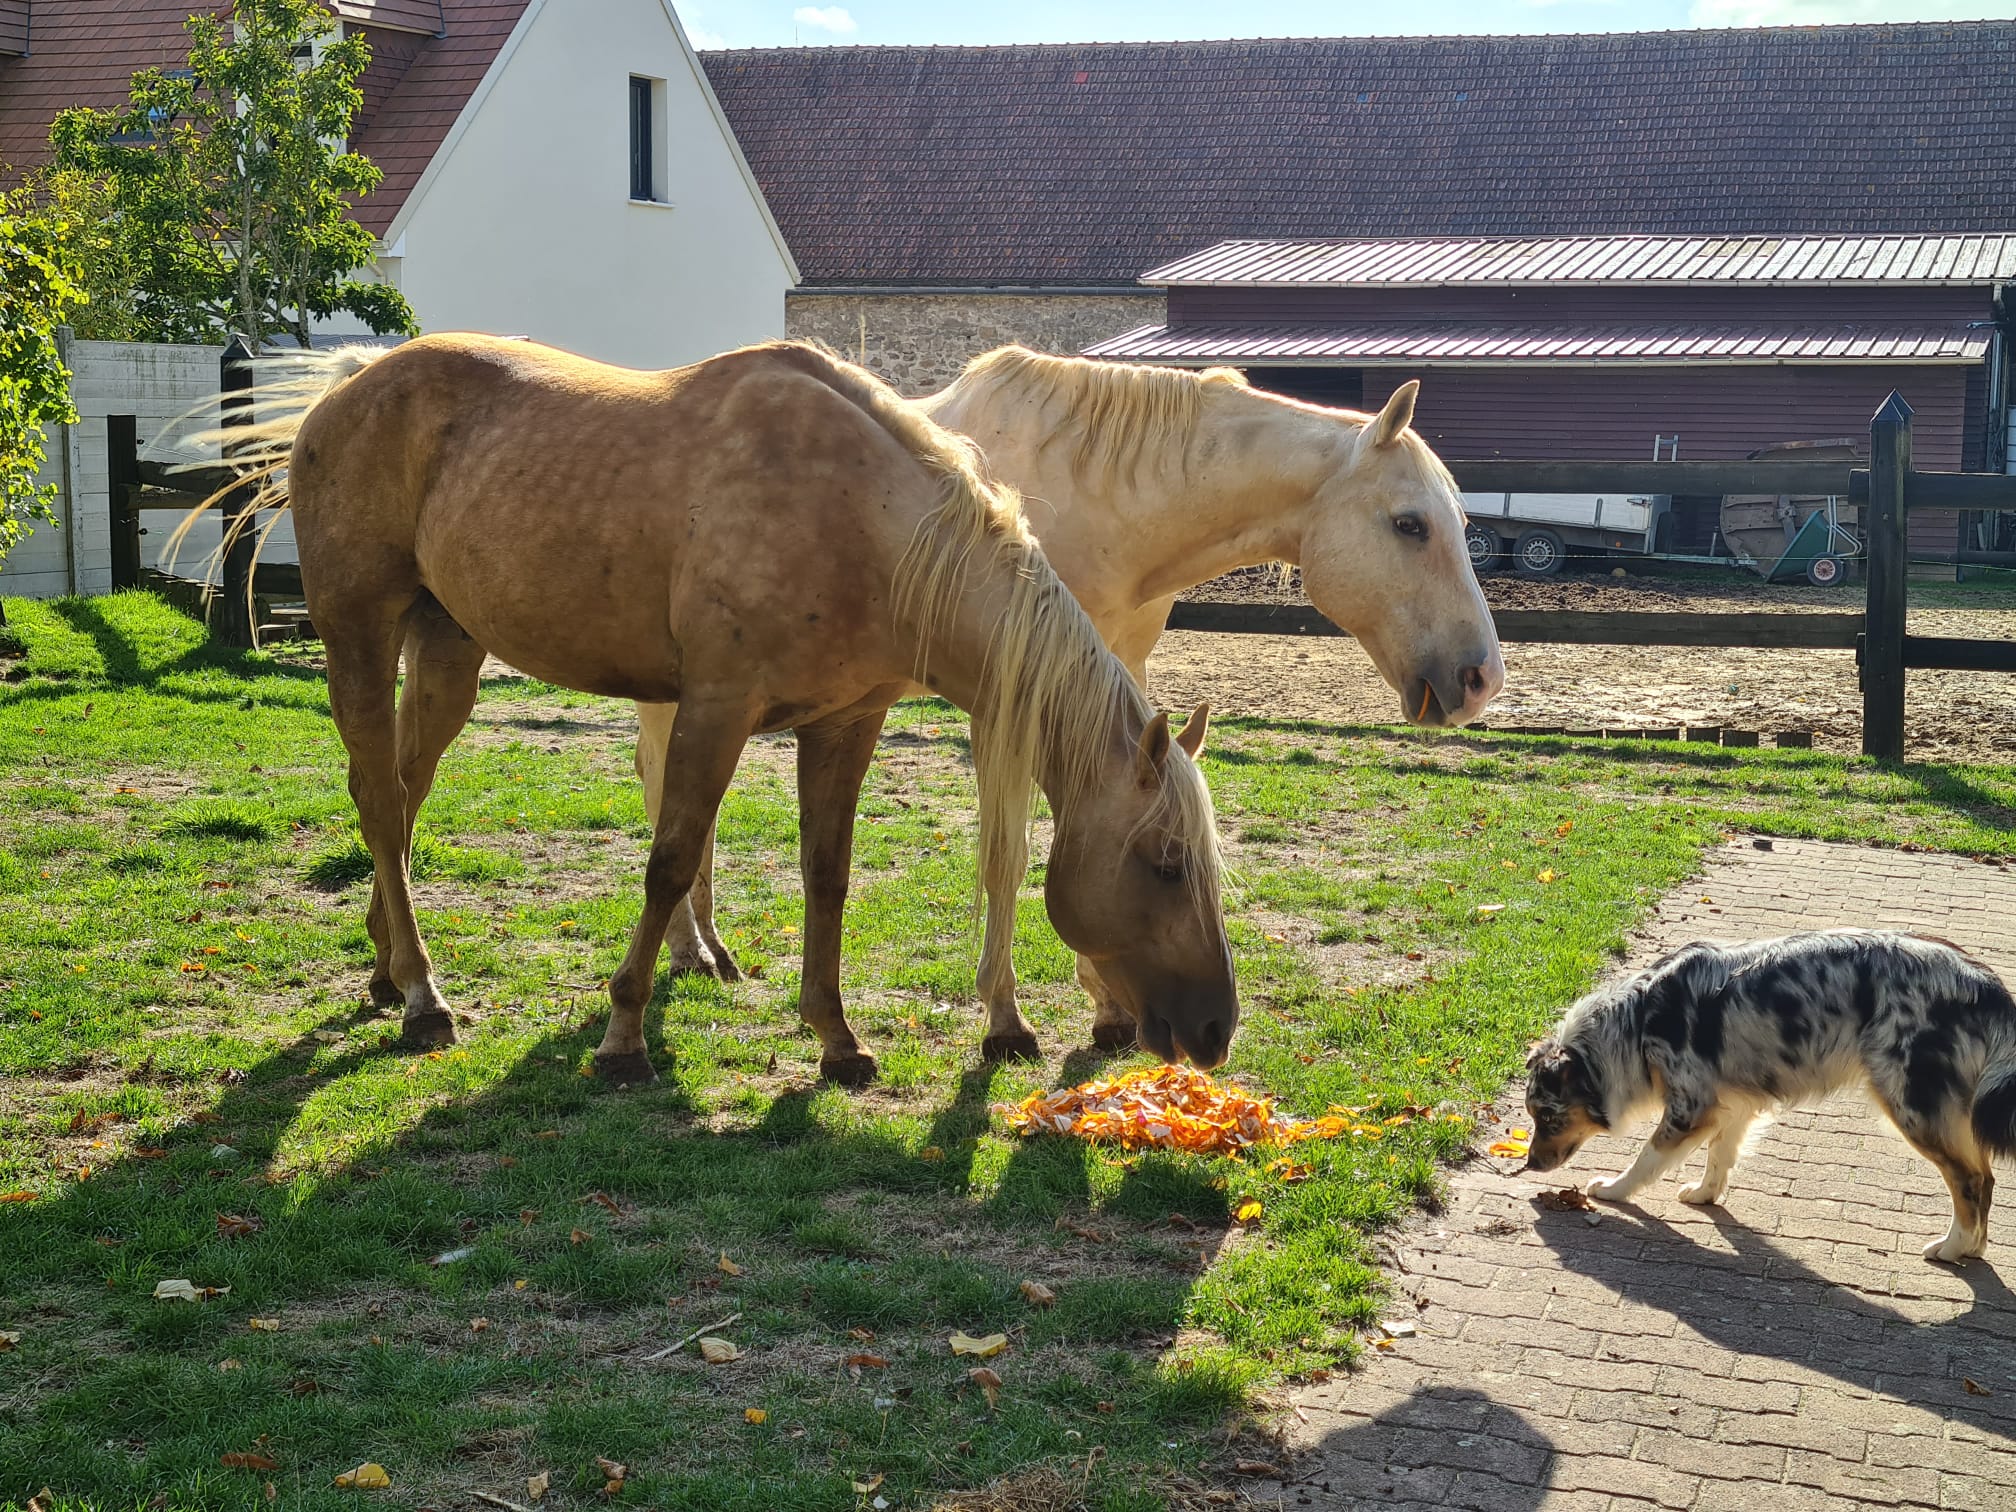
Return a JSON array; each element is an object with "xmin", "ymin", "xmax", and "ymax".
[{"xmin": 1531, "ymin": 1196, "xmax": 2016, "ymax": 1446}]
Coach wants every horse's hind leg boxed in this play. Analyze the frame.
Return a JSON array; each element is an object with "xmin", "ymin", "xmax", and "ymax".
[
  {"xmin": 979, "ymin": 850, "xmax": 1041, "ymax": 1063},
  {"xmin": 637, "ymin": 700, "xmax": 740, "ymax": 980},
  {"xmin": 794, "ymin": 712, "xmax": 885, "ymax": 1085},
  {"xmin": 364, "ymin": 599, "xmax": 487, "ymax": 1037},
  {"xmin": 324, "ymin": 594, "xmax": 453, "ymax": 1044},
  {"xmin": 596, "ymin": 698, "xmax": 755, "ymax": 1086}
]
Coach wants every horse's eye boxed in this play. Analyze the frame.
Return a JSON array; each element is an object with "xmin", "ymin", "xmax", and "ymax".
[
  {"xmin": 1153, "ymin": 859, "xmax": 1185, "ymax": 884},
  {"xmin": 1393, "ymin": 514, "xmax": 1427, "ymax": 539}
]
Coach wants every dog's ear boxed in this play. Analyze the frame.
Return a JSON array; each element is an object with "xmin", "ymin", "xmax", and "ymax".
[{"xmin": 1525, "ymin": 1038, "xmax": 1561, "ymax": 1071}]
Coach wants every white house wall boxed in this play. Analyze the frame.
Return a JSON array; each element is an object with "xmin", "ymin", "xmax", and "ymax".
[
  {"xmin": 1, "ymin": 341, "xmax": 302, "ymax": 602},
  {"xmin": 384, "ymin": 0, "xmax": 793, "ymax": 369}
]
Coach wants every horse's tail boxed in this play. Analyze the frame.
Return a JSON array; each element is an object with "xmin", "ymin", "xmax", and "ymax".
[{"xmin": 163, "ymin": 344, "xmax": 392, "ymax": 592}]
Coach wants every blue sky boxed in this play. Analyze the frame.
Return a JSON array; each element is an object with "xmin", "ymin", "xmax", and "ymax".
[{"xmin": 673, "ymin": 0, "xmax": 2011, "ymax": 49}]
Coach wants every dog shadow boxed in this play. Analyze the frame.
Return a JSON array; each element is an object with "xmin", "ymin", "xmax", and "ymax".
[
  {"xmin": 1531, "ymin": 1194, "xmax": 2016, "ymax": 1446},
  {"xmin": 1265, "ymin": 1386, "xmax": 1559, "ymax": 1510}
]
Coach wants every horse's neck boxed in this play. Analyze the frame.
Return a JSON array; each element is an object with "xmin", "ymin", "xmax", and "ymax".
[{"xmin": 920, "ymin": 381, "xmax": 1329, "ymax": 613}]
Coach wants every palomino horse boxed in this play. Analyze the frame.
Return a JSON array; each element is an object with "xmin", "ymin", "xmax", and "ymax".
[
  {"xmin": 640, "ymin": 349, "xmax": 1503, "ymax": 1057},
  {"xmin": 189, "ymin": 335, "xmax": 1237, "ymax": 1080}
]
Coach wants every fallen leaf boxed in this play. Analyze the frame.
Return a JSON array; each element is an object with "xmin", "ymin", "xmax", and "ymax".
[
  {"xmin": 1018, "ymin": 1279, "xmax": 1056, "ymax": 1308},
  {"xmin": 743, "ymin": 1408, "xmax": 767, "ymax": 1424},
  {"xmin": 1487, "ymin": 1137, "xmax": 1531, "ymax": 1158},
  {"xmin": 221, "ymin": 1452, "xmax": 280, "ymax": 1471},
  {"xmin": 919, "ymin": 1146, "xmax": 945, "ymax": 1162},
  {"xmin": 569, "ymin": 1229, "xmax": 591, "ymax": 1246},
  {"xmin": 595, "ymin": 1457, "xmax": 627, "ymax": 1481},
  {"xmin": 527, "ymin": 1470, "xmax": 551, "ymax": 1502},
  {"xmin": 1537, "ymin": 869, "xmax": 1558, "ymax": 884},
  {"xmin": 847, "ymin": 1327, "xmax": 876, "ymax": 1342},
  {"xmin": 1556, "ymin": 821, "xmax": 1573, "ymax": 837},
  {"xmin": 1475, "ymin": 903, "xmax": 1506, "ymax": 915},
  {"xmin": 1539, "ymin": 1187, "xmax": 1595, "ymax": 1212},
  {"xmin": 263, "ymin": 1483, "xmax": 276, "ymax": 1504},
  {"xmin": 846, "ymin": 1353, "xmax": 890, "ymax": 1369},
  {"xmin": 968, "ymin": 1365, "xmax": 1002, "ymax": 1409},
  {"xmin": 948, "ymin": 1331, "xmax": 1008, "ymax": 1358},
  {"xmin": 1964, "ymin": 1378, "xmax": 1994, "ymax": 1397},
  {"xmin": 0, "ymin": 1331, "xmax": 17, "ymax": 1351},
  {"xmin": 1233, "ymin": 1461, "xmax": 1283, "ymax": 1478},
  {"xmin": 851, "ymin": 1474, "xmax": 884, "ymax": 1495},
  {"xmin": 0, "ymin": 1191, "xmax": 39, "ymax": 1205},
  {"xmin": 1233, "ymin": 1198, "xmax": 1264, "ymax": 1224},
  {"xmin": 716, "ymin": 1252, "xmax": 742, "ymax": 1276},
  {"xmin": 217, "ymin": 1358, "xmax": 241, "ymax": 1371},
  {"xmin": 332, "ymin": 1462, "xmax": 390, "ymax": 1489},
  {"xmin": 153, "ymin": 1279, "xmax": 228, "ymax": 1302},
  {"xmin": 470, "ymin": 1317, "xmax": 490, "ymax": 1333},
  {"xmin": 519, "ymin": 1209, "xmax": 539, "ymax": 1226},
  {"xmin": 698, "ymin": 1337, "xmax": 741, "ymax": 1364},
  {"xmin": 585, "ymin": 1192, "xmax": 623, "ymax": 1216},
  {"xmin": 247, "ymin": 1317, "xmax": 280, "ymax": 1331}
]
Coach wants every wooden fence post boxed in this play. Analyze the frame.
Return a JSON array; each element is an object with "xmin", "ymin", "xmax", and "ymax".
[
  {"xmin": 217, "ymin": 336, "xmax": 257, "ymax": 648},
  {"xmin": 107, "ymin": 415, "xmax": 142, "ymax": 591},
  {"xmin": 1861, "ymin": 391, "xmax": 1912, "ymax": 761}
]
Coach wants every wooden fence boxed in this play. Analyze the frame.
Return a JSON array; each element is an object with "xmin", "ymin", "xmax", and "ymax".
[{"xmin": 1164, "ymin": 393, "xmax": 2016, "ymax": 761}]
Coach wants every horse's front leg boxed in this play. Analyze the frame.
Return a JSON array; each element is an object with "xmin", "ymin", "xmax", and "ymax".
[
  {"xmin": 794, "ymin": 711, "xmax": 886, "ymax": 1085},
  {"xmin": 596, "ymin": 699, "xmax": 754, "ymax": 1087},
  {"xmin": 978, "ymin": 842, "xmax": 1041, "ymax": 1061}
]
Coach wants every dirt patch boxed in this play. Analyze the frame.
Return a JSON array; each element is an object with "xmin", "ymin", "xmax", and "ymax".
[{"xmin": 1155, "ymin": 571, "xmax": 2016, "ymax": 764}]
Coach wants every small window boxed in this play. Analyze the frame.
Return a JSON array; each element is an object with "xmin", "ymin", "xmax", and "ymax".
[{"xmin": 629, "ymin": 75, "xmax": 668, "ymax": 202}]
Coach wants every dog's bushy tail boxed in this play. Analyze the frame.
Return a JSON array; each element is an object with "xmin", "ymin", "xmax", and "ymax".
[{"xmin": 1971, "ymin": 977, "xmax": 2016, "ymax": 1161}]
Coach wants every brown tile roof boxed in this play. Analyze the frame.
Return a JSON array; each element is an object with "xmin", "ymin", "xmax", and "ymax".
[
  {"xmin": 0, "ymin": 2, "xmax": 29, "ymax": 57},
  {"xmin": 332, "ymin": 0, "xmax": 444, "ymax": 34},
  {"xmin": 0, "ymin": 0, "xmax": 527, "ymax": 236},
  {"xmin": 701, "ymin": 23, "xmax": 2016, "ymax": 288},
  {"xmin": 1084, "ymin": 319, "xmax": 1993, "ymax": 367}
]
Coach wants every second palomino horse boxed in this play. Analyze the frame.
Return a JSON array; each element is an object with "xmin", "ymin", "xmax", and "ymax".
[{"xmin": 640, "ymin": 350, "xmax": 1504, "ymax": 1059}]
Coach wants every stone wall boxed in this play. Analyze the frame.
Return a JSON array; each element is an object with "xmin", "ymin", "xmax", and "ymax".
[{"xmin": 786, "ymin": 291, "xmax": 1166, "ymax": 396}]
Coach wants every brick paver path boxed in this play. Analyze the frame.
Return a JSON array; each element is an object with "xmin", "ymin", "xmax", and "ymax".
[{"xmin": 1273, "ymin": 839, "xmax": 2016, "ymax": 1511}]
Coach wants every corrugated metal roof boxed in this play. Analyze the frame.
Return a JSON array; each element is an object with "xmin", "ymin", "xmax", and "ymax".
[
  {"xmin": 1082, "ymin": 321, "xmax": 1992, "ymax": 366},
  {"xmin": 1143, "ymin": 235, "xmax": 2016, "ymax": 289}
]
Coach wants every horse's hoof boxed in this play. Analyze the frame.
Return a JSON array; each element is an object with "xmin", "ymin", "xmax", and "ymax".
[
  {"xmin": 819, "ymin": 1052, "xmax": 880, "ymax": 1087},
  {"xmin": 368, "ymin": 977, "xmax": 402, "ymax": 1009},
  {"xmin": 1090, "ymin": 1021, "xmax": 1137, "ymax": 1053},
  {"xmin": 667, "ymin": 945, "xmax": 743, "ymax": 983},
  {"xmin": 709, "ymin": 949, "xmax": 744, "ymax": 984},
  {"xmin": 980, "ymin": 1031, "xmax": 1042, "ymax": 1063},
  {"xmin": 593, "ymin": 1050, "xmax": 659, "ymax": 1088},
  {"xmin": 400, "ymin": 1009, "xmax": 457, "ymax": 1050}
]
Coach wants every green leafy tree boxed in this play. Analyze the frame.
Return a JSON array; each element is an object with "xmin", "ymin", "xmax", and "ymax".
[
  {"xmin": 49, "ymin": 0, "xmax": 415, "ymax": 348},
  {"xmin": 0, "ymin": 205, "xmax": 82, "ymax": 585}
]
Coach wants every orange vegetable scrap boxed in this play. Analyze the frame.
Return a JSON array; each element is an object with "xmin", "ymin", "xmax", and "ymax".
[{"xmin": 991, "ymin": 1065, "xmax": 1394, "ymax": 1156}]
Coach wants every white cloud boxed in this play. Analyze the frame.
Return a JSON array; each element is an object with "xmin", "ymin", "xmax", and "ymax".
[
  {"xmin": 792, "ymin": 5, "xmax": 858, "ymax": 33},
  {"xmin": 687, "ymin": 25, "xmax": 729, "ymax": 48},
  {"xmin": 1690, "ymin": 0, "xmax": 2005, "ymax": 24}
]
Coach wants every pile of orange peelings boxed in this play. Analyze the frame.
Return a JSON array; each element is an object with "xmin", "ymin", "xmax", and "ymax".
[{"xmin": 992, "ymin": 1064, "xmax": 1415, "ymax": 1156}]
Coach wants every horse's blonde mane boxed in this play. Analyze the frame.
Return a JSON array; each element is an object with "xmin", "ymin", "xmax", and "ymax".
[
  {"xmin": 823, "ymin": 349, "xmax": 1220, "ymax": 919},
  {"xmin": 952, "ymin": 346, "xmax": 1250, "ymax": 487}
]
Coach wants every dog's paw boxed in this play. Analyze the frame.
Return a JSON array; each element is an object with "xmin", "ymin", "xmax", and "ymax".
[
  {"xmin": 1925, "ymin": 1232, "xmax": 1975, "ymax": 1265},
  {"xmin": 1676, "ymin": 1182, "xmax": 1723, "ymax": 1207},
  {"xmin": 1584, "ymin": 1177, "xmax": 1632, "ymax": 1202}
]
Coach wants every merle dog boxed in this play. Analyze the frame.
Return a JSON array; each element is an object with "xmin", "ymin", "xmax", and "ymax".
[{"xmin": 1522, "ymin": 930, "xmax": 2016, "ymax": 1263}]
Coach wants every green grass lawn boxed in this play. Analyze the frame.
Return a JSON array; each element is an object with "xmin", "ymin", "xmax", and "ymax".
[{"xmin": 1, "ymin": 592, "xmax": 2012, "ymax": 1512}]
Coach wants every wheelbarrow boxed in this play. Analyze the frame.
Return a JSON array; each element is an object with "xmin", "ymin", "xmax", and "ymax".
[{"xmin": 1762, "ymin": 496, "xmax": 1860, "ymax": 587}]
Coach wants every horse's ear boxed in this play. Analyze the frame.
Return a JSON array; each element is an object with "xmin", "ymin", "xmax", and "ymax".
[
  {"xmin": 1136, "ymin": 711, "xmax": 1172, "ymax": 786},
  {"xmin": 1367, "ymin": 380, "xmax": 1419, "ymax": 449},
  {"xmin": 1174, "ymin": 701, "xmax": 1210, "ymax": 759}
]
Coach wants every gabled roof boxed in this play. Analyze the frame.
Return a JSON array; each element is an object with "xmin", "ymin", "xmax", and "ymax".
[
  {"xmin": 1148, "ymin": 234, "xmax": 2016, "ymax": 290},
  {"xmin": 701, "ymin": 22, "xmax": 2016, "ymax": 288},
  {"xmin": 0, "ymin": 0, "xmax": 530, "ymax": 236}
]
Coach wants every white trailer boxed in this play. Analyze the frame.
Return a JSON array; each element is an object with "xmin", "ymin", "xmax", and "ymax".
[{"xmin": 1462, "ymin": 492, "xmax": 1672, "ymax": 577}]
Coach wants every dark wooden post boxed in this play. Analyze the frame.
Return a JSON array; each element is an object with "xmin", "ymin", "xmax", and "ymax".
[
  {"xmin": 217, "ymin": 336, "xmax": 257, "ymax": 648},
  {"xmin": 107, "ymin": 415, "xmax": 142, "ymax": 590},
  {"xmin": 1860, "ymin": 391, "xmax": 1912, "ymax": 761}
]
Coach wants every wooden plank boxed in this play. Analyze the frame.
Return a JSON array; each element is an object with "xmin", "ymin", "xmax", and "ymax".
[
  {"xmin": 1862, "ymin": 393, "xmax": 1911, "ymax": 761},
  {"xmin": 1447, "ymin": 460, "xmax": 1854, "ymax": 496},
  {"xmin": 252, "ymin": 561, "xmax": 304, "ymax": 598},
  {"xmin": 137, "ymin": 457, "xmax": 236, "ymax": 496},
  {"xmin": 131, "ymin": 485, "xmax": 214, "ymax": 511},
  {"xmin": 1901, "ymin": 635, "xmax": 2016, "ymax": 673},
  {"xmin": 108, "ymin": 417, "xmax": 142, "ymax": 591},
  {"xmin": 1164, "ymin": 601, "xmax": 1865, "ymax": 649},
  {"xmin": 1902, "ymin": 472, "xmax": 2016, "ymax": 514}
]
